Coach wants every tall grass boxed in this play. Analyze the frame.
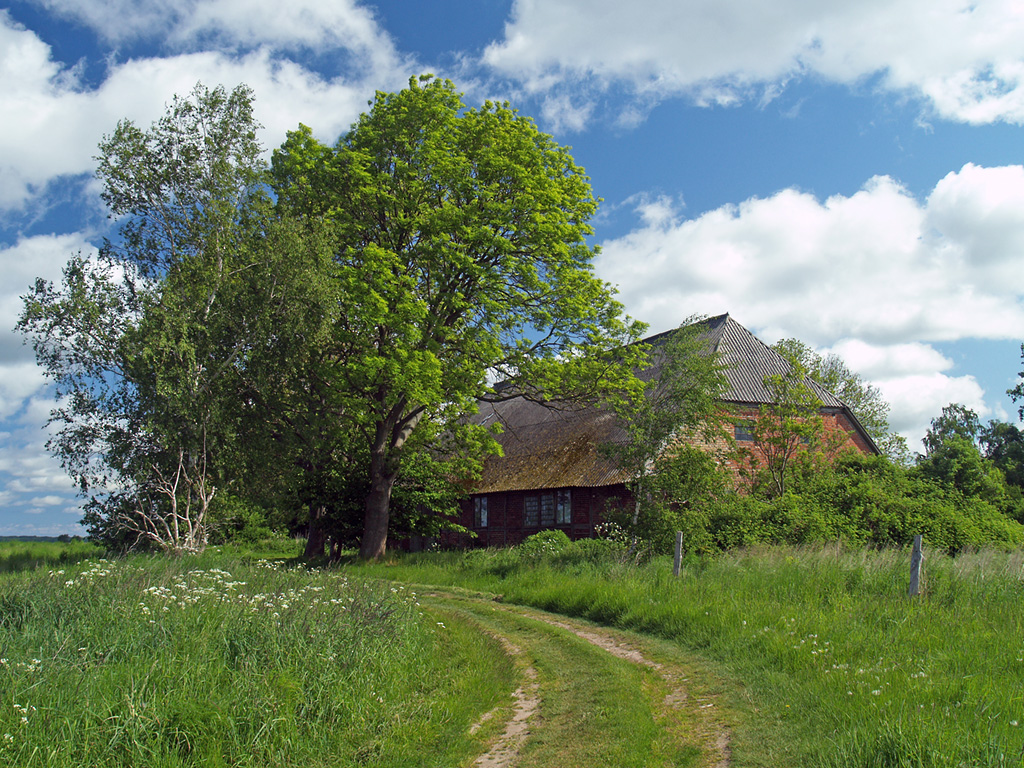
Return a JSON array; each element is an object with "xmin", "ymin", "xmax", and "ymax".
[
  {"xmin": 0, "ymin": 540, "xmax": 101, "ymax": 573},
  {"xmin": 368, "ymin": 543, "xmax": 1024, "ymax": 767},
  {"xmin": 0, "ymin": 552, "xmax": 511, "ymax": 767}
]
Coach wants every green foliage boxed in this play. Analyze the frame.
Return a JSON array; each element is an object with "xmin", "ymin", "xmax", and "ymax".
[
  {"xmin": 610, "ymin": 317, "xmax": 728, "ymax": 551},
  {"xmin": 555, "ymin": 537, "xmax": 629, "ymax": 566},
  {"xmin": 207, "ymin": 493, "xmax": 275, "ymax": 545},
  {"xmin": 773, "ymin": 338, "xmax": 907, "ymax": 460},
  {"xmin": 920, "ymin": 402, "xmax": 983, "ymax": 454},
  {"xmin": 745, "ymin": 357, "xmax": 829, "ymax": 498},
  {"xmin": 701, "ymin": 452, "xmax": 1024, "ymax": 552},
  {"xmin": 18, "ymin": 83, "xmax": 273, "ymax": 554},
  {"xmin": 981, "ymin": 420, "xmax": 1024, "ymax": 490},
  {"xmin": 616, "ymin": 445, "xmax": 1024, "ymax": 556},
  {"xmin": 1010, "ymin": 342, "xmax": 1024, "ymax": 419},
  {"xmin": 270, "ymin": 75, "xmax": 646, "ymax": 559},
  {"xmin": 22, "ymin": 76, "xmax": 646, "ymax": 561},
  {"xmin": 629, "ymin": 446, "xmax": 725, "ymax": 555},
  {"xmin": 517, "ymin": 528, "xmax": 572, "ymax": 557},
  {"xmin": 915, "ymin": 404, "xmax": 1024, "ymax": 524}
]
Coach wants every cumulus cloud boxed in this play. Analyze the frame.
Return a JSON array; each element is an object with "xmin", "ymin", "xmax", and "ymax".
[
  {"xmin": 0, "ymin": 235, "xmax": 95, "ymax": 532},
  {"xmin": 29, "ymin": 0, "xmax": 401, "ymax": 66},
  {"xmin": 596, "ymin": 163, "xmax": 1024, "ymax": 443},
  {"xmin": 0, "ymin": 232, "xmax": 97, "ymax": 359},
  {"xmin": 539, "ymin": 93, "xmax": 595, "ymax": 134},
  {"xmin": 484, "ymin": 0, "xmax": 1024, "ymax": 124},
  {"xmin": 823, "ymin": 340, "xmax": 990, "ymax": 449},
  {"xmin": 0, "ymin": 9, "xmax": 411, "ymax": 213}
]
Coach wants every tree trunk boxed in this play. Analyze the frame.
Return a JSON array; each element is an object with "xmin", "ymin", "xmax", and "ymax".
[
  {"xmin": 359, "ymin": 472, "xmax": 396, "ymax": 560},
  {"xmin": 304, "ymin": 504, "xmax": 327, "ymax": 558},
  {"xmin": 359, "ymin": 404, "xmax": 422, "ymax": 561}
]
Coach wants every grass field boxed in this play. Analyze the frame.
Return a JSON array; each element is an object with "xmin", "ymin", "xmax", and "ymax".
[
  {"xmin": 2, "ymin": 539, "xmax": 1022, "ymax": 766},
  {"xmin": 360, "ymin": 542, "xmax": 1024, "ymax": 767},
  {"xmin": 0, "ymin": 539, "xmax": 102, "ymax": 573},
  {"xmin": 0, "ymin": 547, "xmax": 512, "ymax": 767}
]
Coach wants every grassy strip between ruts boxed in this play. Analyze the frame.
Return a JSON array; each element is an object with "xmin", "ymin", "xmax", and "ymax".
[
  {"xmin": 427, "ymin": 589, "xmax": 738, "ymax": 768},
  {"xmin": 0, "ymin": 553, "xmax": 513, "ymax": 767},
  {"xmin": 357, "ymin": 543, "xmax": 1024, "ymax": 768}
]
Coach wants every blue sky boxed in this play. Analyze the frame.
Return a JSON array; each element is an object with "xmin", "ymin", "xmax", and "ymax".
[{"xmin": 1, "ymin": 0, "xmax": 1023, "ymax": 535}]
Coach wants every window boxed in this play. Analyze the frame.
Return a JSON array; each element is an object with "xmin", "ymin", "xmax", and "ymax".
[
  {"xmin": 556, "ymin": 489, "xmax": 571, "ymax": 525},
  {"xmin": 524, "ymin": 495, "xmax": 539, "ymax": 526},
  {"xmin": 524, "ymin": 491, "xmax": 571, "ymax": 527},
  {"xmin": 474, "ymin": 496, "xmax": 488, "ymax": 528},
  {"xmin": 540, "ymin": 493, "xmax": 555, "ymax": 526},
  {"xmin": 734, "ymin": 423, "xmax": 755, "ymax": 442}
]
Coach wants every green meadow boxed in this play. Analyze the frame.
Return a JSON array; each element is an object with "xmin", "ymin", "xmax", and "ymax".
[
  {"xmin": 363, "ymin": 542, "xmax": 1024, "ymax": 767},
  {"xmin": 1, "ymin": 539, "xmax": 1022, "ymax": 766},
  {"xmin": 0, "ymin": 545, "xmax": 511, "ymax": 767}
]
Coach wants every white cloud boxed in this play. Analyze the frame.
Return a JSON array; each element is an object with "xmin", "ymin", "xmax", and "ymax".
[
  {"xmin": 0, "ymin": 234, "xmax": 98, "ymax": 434},
  {"xmin": 0, "ymin": 10, "xmax": 411, "ymax": 212},
  {"xmin": 877, "ymin": 372, "xmax": 989, "ymax": 451},
  {"xmin": 824, "ymin": 339, "xmax": 953, "ymax": 379},
  {"xmin": 0, "ymin": 395, "xmax": 80, "ymax": 532},
  {"xmin": 596, "ymin": 163, "xmax": 1024, "ymax": 443},
  {"xmin": 1, "ymin": 233, "xmax": 96, "ymax": 355},
  {"xmin": 822, "ymin": 339, "xmax": 989, "ymax": 449},
  {"xmin": 0, "ymin": 364, "xmax": 48, "ymax": 421},
  {"xmin": 30, "ymin": 0, "xmax": 400, "ymax": 66},
  {"xmin": 539, "ymin": 93, "xmax": 595, "ymax": 134},
  {"xmin": 27, "ymin": 495, "xmax": 66, "ymax": 507},
  {"xmin": 484, "ymin": 0, "xmax": 1024, "ymax": 124}
]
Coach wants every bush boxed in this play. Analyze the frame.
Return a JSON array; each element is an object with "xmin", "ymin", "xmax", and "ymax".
[
  {"xmin": 517, "ymin": 529, "xmax": 572, "ymax": 558},
  {"xmin": 208, "ymin": 494, "xmax": 275, "ymax": 545},
  {"xmin": 697, "ymin": 453, "xmax": 1024, "ymax": 553}
]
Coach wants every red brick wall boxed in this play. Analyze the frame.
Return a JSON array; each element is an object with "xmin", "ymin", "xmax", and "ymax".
[
  {"xmin": 690, "ymin": 405, "xmax": 873, "ymax": 490},
  {"xmin": 453, "ymin": 483, "xmax": 631, "ymax": 547}
]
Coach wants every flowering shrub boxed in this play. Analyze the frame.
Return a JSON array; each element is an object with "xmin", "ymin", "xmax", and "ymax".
[{"xmin": 517, "ymin": 529, "xmax": 572, "ymax": 557}]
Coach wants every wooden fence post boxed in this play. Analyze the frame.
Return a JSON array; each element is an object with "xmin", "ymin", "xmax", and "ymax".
[
  {"xmin": 908, "ymin": 534, "xmax": 923, "ymax": 596},
  {"xmin": 673, "ymin": 531, "xmax": 683, "ymax": 577}
]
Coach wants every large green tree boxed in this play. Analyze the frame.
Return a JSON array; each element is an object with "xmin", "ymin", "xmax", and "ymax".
[
  {"xmin": 980, "ymin": 420, "xmax": 1024, "ymax": 490},
  {"xmin": 914, "ymin": 404, "xmax": 1018, "ymax": 515},
  {"xmin": 1010, "ymin": 343, "xmax": 1024, "ymax": 419},
  {"xmin": 271, "ymin": 76, "xmax": 646, "ymax": 559},
  {"xmin": 18, "ymin": 84, "xmax": 272, "ymax": 553}
]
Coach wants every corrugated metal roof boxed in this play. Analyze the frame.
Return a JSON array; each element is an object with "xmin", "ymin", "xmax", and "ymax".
[
  {"xmin": 679, "ymin": 314, "xmax": 846, "ymax": 408},
  {"xmin": 470, "ymin": 313, "xmax": 873, "ymax": 494}
]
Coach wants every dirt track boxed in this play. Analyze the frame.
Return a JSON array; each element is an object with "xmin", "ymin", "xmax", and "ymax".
[{"xmin": 426, "ymin": 593, "xmax": 733, "ymax": 768}]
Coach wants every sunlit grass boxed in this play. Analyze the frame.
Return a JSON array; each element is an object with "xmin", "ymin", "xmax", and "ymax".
[
  {"xmin": 0, "ymin": 553, "xmax": 511, "ymax": 767},
  {"xmin": 365, "ymin": 542, "xmax": 1024, "ymax": 767},
  {"xmin": 0, "ymin": 539, "xmax": 102, "ymax": 573}
]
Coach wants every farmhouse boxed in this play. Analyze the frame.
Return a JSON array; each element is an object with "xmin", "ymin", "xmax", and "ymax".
[{"xmin": 450, "ymin": 314, "xmax": 878, "ymax": 547}]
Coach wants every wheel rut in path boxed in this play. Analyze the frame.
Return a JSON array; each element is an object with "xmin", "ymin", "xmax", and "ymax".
[
  {"xmin": 430, "ymin": 593, "xmax": 733, "ymax": 768},
  {"xmin": 471, "ymin": 635, "xmax": 540, "ymax": 768}
]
